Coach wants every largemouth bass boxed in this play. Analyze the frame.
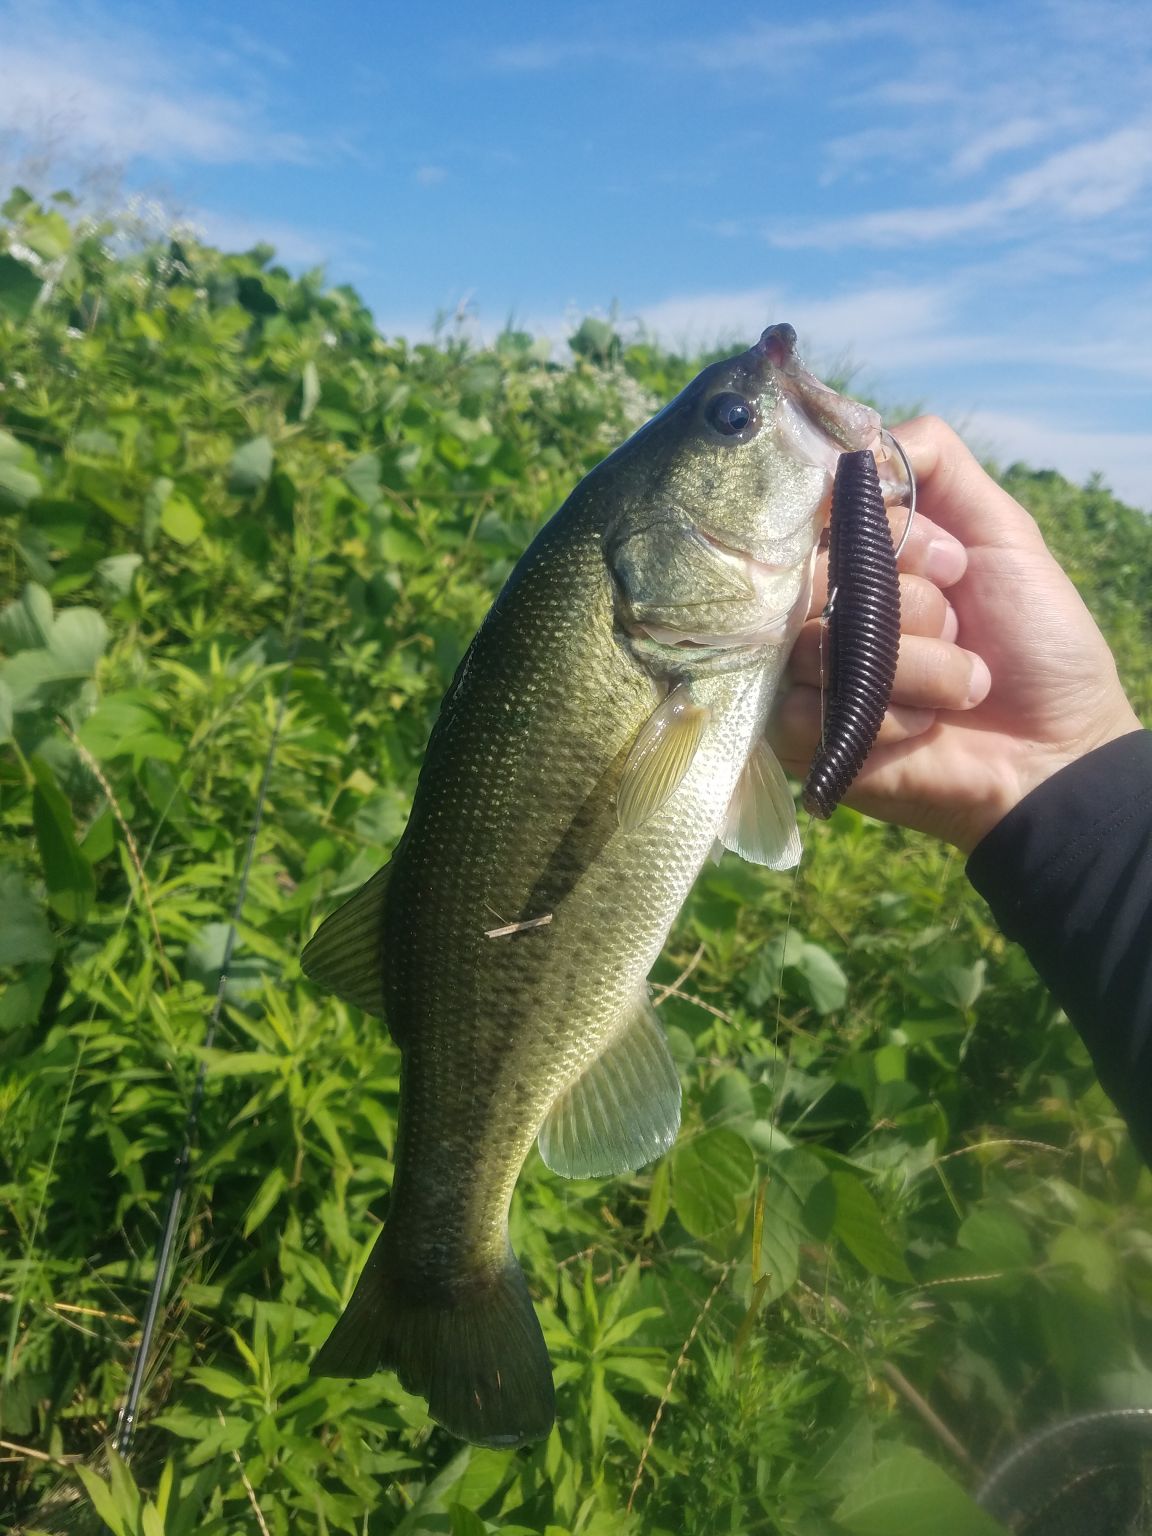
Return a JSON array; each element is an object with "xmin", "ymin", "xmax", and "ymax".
[{"xmin": 303, "ymin": 323, "xmax": 884, "ymax": 1447}]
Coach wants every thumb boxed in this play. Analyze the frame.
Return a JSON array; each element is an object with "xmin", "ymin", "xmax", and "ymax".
[{"xmin": 892, "ymin": 416, "xmax": 1049, "ymax": 555}]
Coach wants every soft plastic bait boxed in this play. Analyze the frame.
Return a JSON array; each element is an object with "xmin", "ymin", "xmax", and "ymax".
[{"xmin": 802, "ymin": 448, "xmax": 901, "ymax": 818}]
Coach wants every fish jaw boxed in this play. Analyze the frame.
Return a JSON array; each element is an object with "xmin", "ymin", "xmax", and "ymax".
[{"xmin": 609, "ymin": 504, "xmax": 821, "ymax": 664}]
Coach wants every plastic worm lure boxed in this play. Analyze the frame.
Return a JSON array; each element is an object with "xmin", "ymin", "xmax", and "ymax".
[{"xmin": 802, "ymin": 447, "xmax": 902, "ymax": 818}]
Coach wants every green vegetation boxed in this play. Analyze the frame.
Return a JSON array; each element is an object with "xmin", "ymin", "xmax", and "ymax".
[{"xmin": 2, "ymin": 189, "xmax": 1152, "ymax": 1536}]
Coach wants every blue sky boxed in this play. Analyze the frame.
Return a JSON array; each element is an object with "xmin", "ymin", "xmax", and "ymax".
[{"xmin": 2, "ymin": 0, "xmax": 1150, "ymax": 508}]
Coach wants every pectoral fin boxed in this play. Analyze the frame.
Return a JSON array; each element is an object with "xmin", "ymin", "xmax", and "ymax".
[
  {"xmin": 720, "ymin": 737, "xmax": 801, "ymax": 869},
  {"xmin": 301, "ymin": 865, "xmax": 390, "ymax": 1018},
  {"xmin": 616, "ymin": 684, "xmax": 709, "ymax": 832},
  {"xmin": 538, "ymin": 995, "xmax": 681, "ymax": 1178}
]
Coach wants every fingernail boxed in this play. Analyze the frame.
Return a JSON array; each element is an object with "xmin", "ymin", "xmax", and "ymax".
[
  {"xmin": 941, "ymin": 603, "xmax": 959, "ymax": 644},
  {"xmin": 925, "ymin": 536, "xmax": 966, "ymax": 586},
  {"xmin": 966, "ymin": 656, "xmax": 991, "ymax": 706}
]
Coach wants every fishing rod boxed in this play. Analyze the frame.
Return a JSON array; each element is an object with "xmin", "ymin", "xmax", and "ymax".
[{"xmin": 113, "ymin": 554, "xmax": 315, "ymax": 1459}]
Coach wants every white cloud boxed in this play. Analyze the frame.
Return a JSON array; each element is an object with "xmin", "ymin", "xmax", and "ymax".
[
  {"xmin": 820, "ymin": 124, "xmax": 929, "ymax": 184},
  {"xmin": 959, "ymin": 409, "xmax": 1152, "ymax": 512},
  {"xmin": 488, "ymin": 11, "xmax": 905, "ymax": 72},
  {"xmin": 190, "ymin": 209, "xmax": 341, "ymax": 266},
  {"xmin": 664, "ymin": 12, "xmax": 906, "ymax": 70},
  {"xmin": 950, "ymin": 116, "xmax": 1054, "ymax": 176},
  {"xmin": 772, "ymin": 119, "xmax": 1152, "ymax": 248},
  {"xmin": 623, "ymin": 279, "xmax": 964, "ymax": 368},
  {"xmin": 415, "ymin": 164, "xmax": 448, "ymax": 187},
  {"xmin": 0, "ymin": 6, "xmax": 310, "ymax": 167}
]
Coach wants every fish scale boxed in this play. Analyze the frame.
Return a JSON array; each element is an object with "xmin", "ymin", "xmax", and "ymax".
[{"xmin": 301, "ymin": 322, "xmax": 888, "ymax": 1446}]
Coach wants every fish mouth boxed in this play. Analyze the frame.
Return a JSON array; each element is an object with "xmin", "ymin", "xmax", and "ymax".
[
  {"xmin": 755, "ymin": 322, "xmax": 800, "ymax": 371},
  {"xmin": 752, "ymin": 321, "xmax": 882, "ymax": 459}
]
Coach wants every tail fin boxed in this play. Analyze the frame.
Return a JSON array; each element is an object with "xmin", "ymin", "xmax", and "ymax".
[{"xmin": 311, "ymin": 1228, "xmax": 555, "ymax": 1449}]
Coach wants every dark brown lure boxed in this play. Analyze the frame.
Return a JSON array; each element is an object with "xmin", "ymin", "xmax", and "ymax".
[{"xmin": 802, "ymin": 448, "xmax": 901, "ymax": 818}]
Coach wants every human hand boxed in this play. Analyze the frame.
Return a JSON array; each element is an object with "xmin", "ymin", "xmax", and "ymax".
[{"xmin": 773, "ymin": 415, "xmax": 1143, "ymax": 852}]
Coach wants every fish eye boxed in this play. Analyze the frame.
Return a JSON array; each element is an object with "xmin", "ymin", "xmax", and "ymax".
[{"xmin": 706, "ymin": 391, "xmax": 759, "ymax": 440}]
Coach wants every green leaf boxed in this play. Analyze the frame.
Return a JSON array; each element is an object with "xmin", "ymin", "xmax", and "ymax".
[
  {"xmin": 808, "ymin": 1409, "xmax": 874, "ymax": 1496},
  {"xmin": 31, "ymin": 757, "xmax": 95, "ymax": 923},
  {"xmin": 78, "ymin": 696, "xmax": 177, "ymax": 763},
  {"xmin": 0, "ymin": 678, "xmax": 12, "ymax": 743},
  {"xmin": 0, "ymin": 592, "xmax": 105, "ymax": 712},
  {"xmin": 161, "ymin": 494, "xmax": 204, "ymax": 546},
  {"xmin": 75, "ymin": 1465, "xmax": 129, "ymax": 1536},
  {"xmin": 243, "ymin": 1166, "xmax": 287, "ymax": 1236},
  {"xmin": 344, "ymin": 451, "xmax": 383, "ymax": 507},
  {"xmin": 142, "ymin": 475, "xmax": 173, "ymax": 550},
  {"xmin": 775, "ymin": 1149, "xmax": 837, "ymax": 1241},
  {"xmin": 671, "ymin": 1126, "xmax": 755, "ymax": 1238},
  {"xmin": 745, "ymin": 934, "xmax": 848, "ymax": 1013},
  {"xmin": 1048, "ymin": 1225, "xmax": 1119, "ymax": 1293},
  {"xmin": 0, "ymin": 252, "xmax": 43, "ymax": 322},
  {"xmin": 184, "ymin": 922, "xmax": 272, "ymax": 1001},
  {"xmin": 0, "ymin": 581, "xmax": 53, "ymax": 651},
  {"xmin": 301, "ymin": 359, "xmax": 321, "ymax": 421},
  {"xmin": 957, "ymin": 1205, "xmax": 1033, "ymax": 1271},
  {"xmin": 794, "ymin": 942, "xmax": 848, "ymax": 1014},
  {"xmin": 643, "ymin": 1156, "xmax": 671, "ymax": 1236},
  {"xmin": 73, "ymin": 428, "xmax": 119, "ymax": 458},
  {"xmin": 757, "ymin": 1176, "xmax": 802, "ymax": 1301},
  {"xmin": 701, "ymin": 1069, "xmax": 755, "ymax": 1128},
  {"xmin": 0, "ymin": 963, "xmax": 51, "ymax": 1033},
  {"xmin": 95, "ymin": 552, "xmax": 143, "ymax": 596},
  {"xmin": 450, "ymin": 1505, "xmax": 488, "ymax": 1536},
  {"xmin": 47, "ymin": 605, "xmax": 108, "ymax": 673},
  {"xmin": 228, "ymin": 434, "xmax": 274, "ymax": 495},
  {"xmin": 104, "ymin": 1448, "xmax": 143, "ymax": 1528},
  {"xmin": 188, "ymin": 1365, "xmax": 250, "ymax": 1400},
  {"xmin": 0, "ymin": 427, "xmax": 30, "ymax": 461},
  {"xmin": 831, "ymin": 1172, "xmax": 913, "ymax": 1282},
  {"xmin": 0, "ymin": 458, "xmax": 41, "ymax": 508},
  {"xmin": 199, "ymin": 1049, "xmax": 283, "ymax": 1076},
  {"xmin": 835, "ymin": 1447, "xmax": 1010, "ymax": 1536},
  {"xmin": 447, "ymin": 1446, "xmax": 514, "ymax": 1512},
  {"xmin": 80, "ymin": 807, "xmax": 116, "ymax": 862},
  {"xmin": 141, "ymin": 1501, "xmax": 166, "ymax": 1536},
  {"xmin": 751, "ymin": 1154, "xmax": 833, "ymax": 1302},
  {"xmin": 0, "ymin": 867, "xmax": 55, "ymax": 966}
]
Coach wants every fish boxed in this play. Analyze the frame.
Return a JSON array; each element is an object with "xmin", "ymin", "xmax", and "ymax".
[{"xmin": 302, "ymin": 322, "xmax": 886, "ymax": 1448}]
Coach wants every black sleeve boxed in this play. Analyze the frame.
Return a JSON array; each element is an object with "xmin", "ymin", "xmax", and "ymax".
[{"xmin": 966, "ymin": 729, "xmax": 1152, "ymax": 1162}]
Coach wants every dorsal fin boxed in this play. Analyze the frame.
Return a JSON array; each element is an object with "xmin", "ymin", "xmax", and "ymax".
[
  {"xmin": 301, "ymin": 865, "xmax": 390, "ymax": 1018},
  {"xmin": 538, "ymin": 994, "xmax": 681, "ymax": 1178}
]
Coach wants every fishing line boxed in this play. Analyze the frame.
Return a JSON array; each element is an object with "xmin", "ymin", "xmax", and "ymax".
[
  {"xmin": 113, "ymin": 549, "xmax": 315, "ymax": 1458},
  {"xmin": 767, "ymin": 831, "xmax": 814, "ymax": 1133},
  {"xmin": 769, "ymin": 433, "xmax": 916, "ymax": 1126}
]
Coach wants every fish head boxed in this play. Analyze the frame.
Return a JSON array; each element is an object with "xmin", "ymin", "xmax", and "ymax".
[{"xmin": 604, "ymin": 322, "xmax": 882, "ymax": 656}]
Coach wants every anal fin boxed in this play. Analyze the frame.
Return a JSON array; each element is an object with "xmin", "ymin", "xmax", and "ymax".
[
  {"xmin": 538, "ymin": 995, "xmax": 681, "ymax": 1178},
  {"xmin": 720, "ymin": 736, "xmax": 801, "ymax": 869},
  {"xmin": 301, "ymin": 865, "xmax": 391, "ymax": 1018}
]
